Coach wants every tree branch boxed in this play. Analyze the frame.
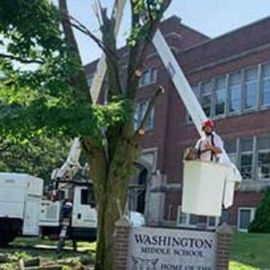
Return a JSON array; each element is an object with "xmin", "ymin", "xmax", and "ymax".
[
  {"xmin": 135, "ymin": 85, "xmax": 165, "ymax": 135},
  {"xmin": 0, "ymin": 53, "xmax": 44, "ymax": 64},
  {"xmin": 126, "ymin": 0, "xmax": 171, "ymax": 100},
  {"xmin": 58, "ymin": 0, "xmax": 92, "ymax": 104},
  {"xmin": 98, "ymin": 2, "xmax": 123, "ymax": 99},
  {"xmin": 61, "ymin": 10, "xmax": 123, "ymax": 97}
]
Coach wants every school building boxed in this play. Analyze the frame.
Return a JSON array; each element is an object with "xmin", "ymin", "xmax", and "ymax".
[{"xmin": 85, "ymin": 15, "xmax": 270, "ymax": 231}]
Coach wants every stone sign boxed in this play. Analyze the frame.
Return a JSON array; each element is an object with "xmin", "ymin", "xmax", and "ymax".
[{"xmin": 128, "ymin": 226, "xmax": 216, "ymax": 270}]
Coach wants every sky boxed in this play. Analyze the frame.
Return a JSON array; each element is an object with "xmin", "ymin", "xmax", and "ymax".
[{"xmin": 65, "ymin": 0, "xmax": 270, "ymax": 65}]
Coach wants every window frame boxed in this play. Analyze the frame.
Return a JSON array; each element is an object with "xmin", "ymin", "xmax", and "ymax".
[
  {"xmin": 184, "ymin": 61, "xmax": 270, "ymax": 124},
  {"xmin": 237, "ymin": 207, "xmax": 255, "ymax": 232},
  {"xmin": 134, "ymin": 101, "xmax": 155, "ymax": 131},
  {"xmin": 239, "ymin": 137, "xmax": 255, "ymax": 181},
  {"xmin": 260, "ymin": 63, "xmax": 270, "ymax": 108},
  {"xmin": 139, "ymin": 68, "xmax": 158, "ymax": 87},
  {"xmin": 200, "ymin": 80, "xmax": 214, "ymax": 118},
  {"xmin": 207, "ymin": 216, "xmax": 220, "ymax": 229},
  {"xmin": 228, "ymin": 71, "xmax": 243, "ymax": 115},
  {"xmin": 243, "ymin": 66, "xmax": 258, "ymax": 111},
  {"xmin": 176, "ymin": 206, "xmax": 197, "ymax": 228},
  {"xmin": 257, "ymin": 149, "xmax": 270, "ymax": 180},
  {"xmin": 214, "ymin": 76, "xmax": 227, "ymax": 117}
]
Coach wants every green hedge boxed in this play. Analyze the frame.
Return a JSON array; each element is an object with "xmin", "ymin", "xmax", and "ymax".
[{"xmin": 249, "ymin": 189, "xmax": 270, "ymax": 233}]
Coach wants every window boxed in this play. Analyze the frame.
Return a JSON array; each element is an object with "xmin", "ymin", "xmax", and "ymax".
[
  {"xmin": 238, "ymin": 208, "xmax": 255, "ymax": 232},
  {"xmin": 185, "ymin": 62, "xmax": 270, "ymax": 124},
  {"xmin": 139, "ymin": 68, "xmax": 158, "ymax": 87},
  {"xmin": 177, "ymin": 207, "xmax": 188, "ymax": 226},
  {"xmin": 244, "ymin": 67, "xmax": 258, "ymax": 110},
  {"xmin": 224, "ymin": 139, "xmax": 238, "ymax": 165},
  {"xmin": 177, "ymin": 206, "xmax": 197, "ymax": 228},
  {"xmin": 261, "ymin": 64, "xmax": 270, "ymax": 107},
  {"xmin": 257, "ymin": 136, "xmax": 270, "ymax": 180},
  {"xmin": 81, "ymin": 189, "xmax": 89, "ymax": 205},
  {"xmin": 81, "ymin": 188, "xmax": 95, "ymax": 207},
  {"xmin": 201, "ymin": 80, "xmax": 213, "ymax": 117},
  {"xmin": 214, "ymin": 76, "xmax": 227, "ymax": 116},
  {"xmin": 240, "ymin": 138, "xmax": 254, "ymax": 180},
  {"xmin": 134, "ymin": 101, "xmax": 154, "ymax": 131},
  {"xmin": 207, "ymin": 216, "xmax": 219, "ymax": 229},
  {"xmin": 229, "ymin": 72, "xmax": 242, "ymax": 113}
]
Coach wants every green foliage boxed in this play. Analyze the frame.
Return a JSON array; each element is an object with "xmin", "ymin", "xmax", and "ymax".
[
  {"xmin": 0, "ymin": 0, "xmax": 64, "ymax": 62},
  {"xmin": 0, "ymin": 136, "xmax": 69, "ymax": 182},
  {"xmin": 0, "ymin": 0, "xmax": 133, "ymax": 147},
  {"xmin": 248, "ymin": 189, "xmax": 270, "ymax": 233},
  {"xmin": 128, "ymin": 0, "xmax": 167, "ymax": 47}
]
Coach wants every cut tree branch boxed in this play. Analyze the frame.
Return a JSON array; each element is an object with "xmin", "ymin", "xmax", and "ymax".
[
  {"xmin": 59, "ymin": 0, "xmax": 92, "ymax": 103},
  {"xmin": 135, "ymin": 85, "xmax": 165, "ymax": 136},
  {"xmin": 127, "ymin": 0, "xmax": 172, "ymax": 100}
]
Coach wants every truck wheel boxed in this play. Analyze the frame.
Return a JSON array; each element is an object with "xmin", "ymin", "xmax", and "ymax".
[
  {"xmin": 6, "ymin": 232, "xmax": 17, "ymax": 243},
  {"xmin": 0, "ymin": 230, "xmax": 16, "ymax": 246}
]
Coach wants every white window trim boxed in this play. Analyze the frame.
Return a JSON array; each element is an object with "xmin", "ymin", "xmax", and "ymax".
[
  {"xmin": 257, "ymin": 148, "xmax": 270, "ymax": 181},
  {"xmin": 134, "ymin": 101, "xmax": 155, "ymax": 131},
  {"xmin": 240, "ymin": 151, "xmax": 254, "ymax": 181},
  {"xmin": 261, "ymin": 63, "xmax": 270, "ymax": 108},
  {"xmin": 139, "ymin": 67, "xmax": 158, "ymax": 88},
  {"xmin": 214, "ymin": 76, "xmax": 227, "ymax": 118},
  {"xmin": 237, "ymin": 207, "xmax": 256, "ymax": 232},
  {"xmin": 176, "ymin": 206, "xmax": 197, "ymax": 228},
  {"xmin": 185, "ymin": 62, "xmax": 270, "ymax": 123}
]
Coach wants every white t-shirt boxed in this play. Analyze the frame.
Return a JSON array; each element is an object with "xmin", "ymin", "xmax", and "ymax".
[{"xmin": 195, "ymin": 132, "xmax": 224, "ymax": 162}]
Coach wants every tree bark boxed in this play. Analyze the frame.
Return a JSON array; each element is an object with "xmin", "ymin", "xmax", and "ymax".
[{"xmin": 91, "ymin": 130, "xmax": 139, "ymax": 270}]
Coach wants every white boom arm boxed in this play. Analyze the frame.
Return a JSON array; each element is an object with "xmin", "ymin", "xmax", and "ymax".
[
  {"xmin": 153, "ymin": 30, "xmax": 206, "ymax": 138},
  {"xmin": 152, "ymin": 30, "xmax": 242, "ymax": 182},
  {"xmin": 51, "ymin": 138, "xmax": 81, "ymax": 181}
]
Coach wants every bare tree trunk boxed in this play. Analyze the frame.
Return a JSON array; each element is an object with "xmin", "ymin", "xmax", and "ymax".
[{"xmin": 91, "ymin": 133, "xmax": 139, "ymax": 270}]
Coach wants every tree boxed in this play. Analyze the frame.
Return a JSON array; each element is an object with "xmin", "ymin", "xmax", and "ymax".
[
  {"xmin": 0, "ymin": 1, "xmax": 171, "ymax": 269},
  {"xmin": 248, "ymin": 189, "xmax": 270, "ymax": 233},
  {"xmin": 0, "ymin": 136, "xmax": 69, "ymax": 182}
]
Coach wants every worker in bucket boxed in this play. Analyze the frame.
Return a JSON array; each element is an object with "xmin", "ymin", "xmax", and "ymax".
[
  {"xmin": 195, "ymin": 119, "xmax": 229, "ymax": 224},
  {"xmin": 195, "ymin": 119, "xmax": 223, "ymax": 162}
]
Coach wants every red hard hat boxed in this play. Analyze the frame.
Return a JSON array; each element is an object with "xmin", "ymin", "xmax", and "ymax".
[{"xmin": 202, "ymin": 119, "xmax": 214, "ymax": 130}]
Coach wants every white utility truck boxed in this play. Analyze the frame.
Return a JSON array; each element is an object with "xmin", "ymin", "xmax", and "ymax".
[
  {"xmin": 0, "ymin": 173, "xmax": 43, "ymax": 246},
  {"xmin": 0, "ymin": 172, "xmax": 144, "ymax": 246}
]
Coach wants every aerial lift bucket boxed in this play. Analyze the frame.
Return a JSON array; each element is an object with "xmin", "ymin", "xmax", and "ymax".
[{"xmin": 182, "ymin": 160, "xmax": 229, "ymax": 217}]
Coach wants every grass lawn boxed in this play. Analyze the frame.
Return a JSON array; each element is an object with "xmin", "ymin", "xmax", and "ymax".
[
  {"xmin": 229, "ymin": 232, "xmax": 270, "ymax": 270},
  {"xmin": 0, "ymin": 237, "xmax": 96, "ymax": 262}
]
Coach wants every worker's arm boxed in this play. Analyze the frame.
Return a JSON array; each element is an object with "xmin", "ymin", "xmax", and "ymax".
[
  {"xmin": 205, "ymin": 143, "xmax": 222, "ymax": 154},
  {"xmin": 205, "ymin": 134, "xmax": 223, "ymax": 154}
]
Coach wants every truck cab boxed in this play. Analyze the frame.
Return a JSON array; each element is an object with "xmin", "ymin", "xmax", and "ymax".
[{"xmin": 39, "ymin": 183, "xmax": 97, "ymax": 241}]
